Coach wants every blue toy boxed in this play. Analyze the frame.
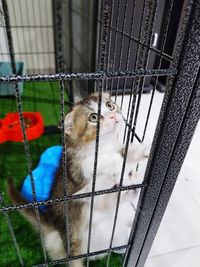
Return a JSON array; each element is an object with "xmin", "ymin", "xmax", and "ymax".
[{"xmin": 21, "ymin": 146, "xmax": 63, "ymax": 212}]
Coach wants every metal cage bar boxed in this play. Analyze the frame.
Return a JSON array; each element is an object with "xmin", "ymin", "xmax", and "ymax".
[
  {"xmin": 0, "ymin": 183, "xmax": 145, "ymax": 213},
  {"xmin": 0, "ymin": 68, "xmax": 176, "ymax": 82},
  {"xmin": 125, "ymin": 0, "xmax": 200, "ymax": 266},
  {"xmin": 86, "ymin": 2, "xmax": 110, "ymax": 265}
]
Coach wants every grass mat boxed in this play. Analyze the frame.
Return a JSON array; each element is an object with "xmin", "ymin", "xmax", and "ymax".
[
  {"xmin": 0, "ymin": 82, "xmax": 122, "ymax": 266},
  {"xmin": 0, "ymin": 81, "xmax": 67, "ymax": 125}
]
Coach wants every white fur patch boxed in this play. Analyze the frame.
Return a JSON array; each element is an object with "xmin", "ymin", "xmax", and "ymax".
[
  {"xmin": 48, "ymin": 97, "xmax": 148, "ymax": 261},
  {"xmin": 44, "ymin": 230, "xmax": 66, "ymax": 260},
  {"xmin": 74, "ymin": 115, "xmax": 148, "ymax": 258}
]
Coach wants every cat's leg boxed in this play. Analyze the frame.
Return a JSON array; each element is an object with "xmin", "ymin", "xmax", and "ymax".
[
  {"xmin": 70, "ymin": 240, "xmax": 84, "ymax": 267},
  {"xmin": 69, "ymin": 224, "xmax": 84, "ymax": 267},
  {"xmin": 114, "ymin": 157, "xmax": 146, "ymax": 186},
  {"xmin": 44, "ymin": 229, "xmax": 67, "ymax": 260},
  {"xmin": 57, "ymin": 233, "xmax": 83, "ymax": 267},
  {"xmin": 69, "ymin": 240, "xmax": 84, "ymax": 267},
  {"xmin": 70, "ymin": 260, "xmax": 83, "ymax": 267},
  {"xmin": 48, "ymin": 223, "xmax": 83, "ymax": 267},
  {"xmin": 119, "ymin": 142, "xmax": 150, "ymax": 186}
]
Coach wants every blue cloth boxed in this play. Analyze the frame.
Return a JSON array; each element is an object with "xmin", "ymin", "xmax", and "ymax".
[{"xmin": 21, "ymin": 146, "xmax": 62, "ymax": 211}]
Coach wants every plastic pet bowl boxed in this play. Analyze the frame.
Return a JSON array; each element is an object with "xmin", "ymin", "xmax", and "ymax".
[{"xmin": 0, "ymin": 112, "xmax": 44, "ymax": 143}]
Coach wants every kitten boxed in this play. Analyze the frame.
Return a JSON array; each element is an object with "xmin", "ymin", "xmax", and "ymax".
[{"xmin": 8, "ymin": 93, "xmax": 148, "ymax": 267}]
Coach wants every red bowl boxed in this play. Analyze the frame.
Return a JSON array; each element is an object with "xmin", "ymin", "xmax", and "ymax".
[
  {"xmin": 0, "ymin": 112, "xmax": 44, "ymax": 143},
  {"xmin": 0, "ymin": 119, "xmax": 7, "ymax": 143}
]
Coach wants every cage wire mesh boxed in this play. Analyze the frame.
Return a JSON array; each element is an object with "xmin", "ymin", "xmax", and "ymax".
[{"xmin": 0, "ymin": 0, "xmax": 200, "ymax": 267}]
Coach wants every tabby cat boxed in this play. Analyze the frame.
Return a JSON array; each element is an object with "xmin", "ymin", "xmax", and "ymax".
[{"xmin": 8, "ymin": 93, "xmax": 148, "ymax": 267}]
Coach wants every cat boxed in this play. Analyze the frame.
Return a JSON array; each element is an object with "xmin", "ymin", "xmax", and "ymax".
[{"xmin": 8, "ymin": 93, "xmax": 148, "ymax": 267}]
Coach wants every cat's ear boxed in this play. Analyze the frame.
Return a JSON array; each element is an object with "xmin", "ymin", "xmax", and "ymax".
[{"xmin": 64, "ymin": 112, "xmax": 73, "ymax": 135}]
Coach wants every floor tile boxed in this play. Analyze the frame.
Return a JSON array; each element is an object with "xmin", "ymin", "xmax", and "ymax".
[
  {"xmin": 178, "ymin": 121, "xmax": 200, "ymax": 208},
  {"xmin": 145, "ymin": 246, "xmax": 200, "ymax": 267},
  {"xmin": 148, "ymin": 179, "xmax": 200, "ymax": 257}
]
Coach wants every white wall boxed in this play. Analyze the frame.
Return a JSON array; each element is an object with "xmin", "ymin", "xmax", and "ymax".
[{"xmin": 0, "ymin": 0, "xmax": 55, "ymax": 74}]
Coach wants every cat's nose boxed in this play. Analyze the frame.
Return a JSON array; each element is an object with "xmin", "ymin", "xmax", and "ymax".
[{"xmin": 108, "ymin": 112, "xmax": 118, "ymax": 123}]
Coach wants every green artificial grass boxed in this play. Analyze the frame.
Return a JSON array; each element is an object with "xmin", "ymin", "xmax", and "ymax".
[
  {"xmin": 0, "ymin": 82, "xmax": 122, "ymax": 266},
  {"xmin": 0, "ymin": 81, "xmax": 66, "ymax": 125}
]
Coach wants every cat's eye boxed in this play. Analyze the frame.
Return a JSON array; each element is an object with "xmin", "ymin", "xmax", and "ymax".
[
  {"xmin": 89, "ymin": 113, "xmax": 98, "ymax": 123},
  {"xmin": 106, "ymin": 101, "xmax": 116, "ymax": 111}
]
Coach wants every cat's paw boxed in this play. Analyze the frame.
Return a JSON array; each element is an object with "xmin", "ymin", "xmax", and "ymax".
[
  {"xmin": 117, "ymin": 165, "xmax": 140, "ymax": 187},
  {"xmin": 142, "ymin": 144, "xmax": 151, "ymax": 159},
  {"xmin": 127, "ymin": 142, "xmax": 151, "ymax": 163},
  {"xmin": 128, "ymin": 168, "xmax": 144, "ymax": 185}
]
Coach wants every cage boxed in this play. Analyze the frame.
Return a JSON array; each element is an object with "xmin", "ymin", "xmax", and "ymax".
[{"xmin": 0, "ymin": 0, "xmax": 200, "ymax": 267}]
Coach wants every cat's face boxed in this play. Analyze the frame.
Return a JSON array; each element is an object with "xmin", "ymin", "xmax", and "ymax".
[{"xmin": 64, "ymin": 93, "xmax": 123, "ymax": 145}]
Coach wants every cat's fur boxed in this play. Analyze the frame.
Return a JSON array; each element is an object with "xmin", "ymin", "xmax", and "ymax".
[{"xmin": 8, "ymin": 93, "xmax": 148, "ymax": 267}]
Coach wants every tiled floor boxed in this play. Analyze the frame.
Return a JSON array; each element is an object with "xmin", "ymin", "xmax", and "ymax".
[
  {"xmin": 117, "ymin": 91, "xmax": 200, "ymax": 267},
  {"xmin": 146, "ymin": 119, "xmax": 200, "ymax": 267}
]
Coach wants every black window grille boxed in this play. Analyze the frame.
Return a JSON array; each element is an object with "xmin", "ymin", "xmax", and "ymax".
[{"xmin": 0, "ymin": 0, "xmax": 200, "ymax": 267}]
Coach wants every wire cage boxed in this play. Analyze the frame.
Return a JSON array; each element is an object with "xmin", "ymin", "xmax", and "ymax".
[{"xmin": 0, "ymin": 0, "xmax": 200, "ymax": 267}]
